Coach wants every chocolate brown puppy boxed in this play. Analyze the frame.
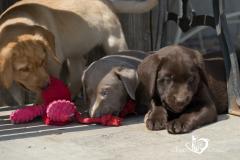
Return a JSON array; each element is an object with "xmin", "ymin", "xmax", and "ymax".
[{"xmin": 137, "ymin": 45, "xmax": 228, "ymax": 134}]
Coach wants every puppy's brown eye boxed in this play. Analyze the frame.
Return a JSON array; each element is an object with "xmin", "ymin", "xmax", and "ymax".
[
  {"xmin": 101, "ymin": 89, "xmax": 109, "ymax": 97},
  {"xmin": 19, "ymin": 67, "xmax": 29, "ymax": 72},
  {"xmin": 159, "ymin": 76, "xmax": 173, "ymax": 83},
  {"xmin": 40, "ymin": 60, "xmax": 46, "ymax": 66},
  {"xmin": 188, "ymin": 76, "xmax": 195, "ymax": 83},
  {"xmin": 43, "ymin": 47, "xmax": 47, "ymax": 53}
]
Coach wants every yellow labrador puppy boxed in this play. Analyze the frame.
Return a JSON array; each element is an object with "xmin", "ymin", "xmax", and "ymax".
[{"xmin": 0, "ymin": 0, "xmax": 158, "ymax": 100}]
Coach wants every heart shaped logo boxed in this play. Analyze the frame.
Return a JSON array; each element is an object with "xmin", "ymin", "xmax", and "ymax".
[{"xmin": 185, "ymin": 135, "xmax": 209, "ymax": 154}]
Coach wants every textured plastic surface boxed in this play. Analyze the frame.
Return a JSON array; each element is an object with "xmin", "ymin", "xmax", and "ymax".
[
  {"xmin": 10, "ymin": 105, "xmax": 46, "ymax": 124},
  {"xmin": 46, "ymin": 100, "xmax": 76, "ymax": 123}
]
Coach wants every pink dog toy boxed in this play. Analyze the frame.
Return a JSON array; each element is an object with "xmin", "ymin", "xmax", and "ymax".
[
  {"xmin": 10, "ymin": 76, "xmax": 72, "ymax": 124},
  {"xmin": 46, "ymin": 100, "xmax": 77, "ymax": 123},
  {"xmin": 41, "ymin": 77, "xmax": 71, "ymax": 105},
  {"xmin": 10, "ymin": 104, "xmax": 46, "ymax": 124}
]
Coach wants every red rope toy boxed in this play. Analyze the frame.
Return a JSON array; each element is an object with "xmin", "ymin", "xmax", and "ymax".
[{"xmin": 10, "ymin": 77, "xmax": 136, "ymax": 126}]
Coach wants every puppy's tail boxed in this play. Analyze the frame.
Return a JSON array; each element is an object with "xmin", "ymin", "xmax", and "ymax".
[{"xmin": 110, "ymin": 0, "xmax": 158, "ymax": 13}]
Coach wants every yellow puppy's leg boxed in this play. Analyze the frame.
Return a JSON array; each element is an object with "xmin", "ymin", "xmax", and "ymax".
[{"xmin": 68, "ymin": 57, "xmax": 86, "ymax": 98}]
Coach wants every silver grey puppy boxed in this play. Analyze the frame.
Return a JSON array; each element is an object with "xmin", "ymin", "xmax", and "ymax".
[{"xmin": 82, "ymin": 50, "xmax": 147, "ymax": 118}]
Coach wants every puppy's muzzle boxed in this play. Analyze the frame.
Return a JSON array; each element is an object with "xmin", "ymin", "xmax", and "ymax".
[{"xmin": 41, "ymin": 81, "xmax": 50, "ymax": 90}]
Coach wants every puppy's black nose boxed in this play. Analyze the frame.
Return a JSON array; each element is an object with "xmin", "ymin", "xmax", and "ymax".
[
  {"xmin": 41, "ymin": 81, "xmax": 50, "ymax": 90},
  {"xmin": 175, "ymin": 96, "xmax": 187, "ymax": 106},
  {"xmin": 174, "ymin": 96, "xmax": 189, "ymax": 106}
]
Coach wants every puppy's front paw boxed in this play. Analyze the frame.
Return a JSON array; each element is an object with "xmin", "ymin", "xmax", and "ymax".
[
  {"xmin": 144, "ymin": 107, "xmax": 167, "ymax": 131},
  {"xmin": 167, "ymin": 118, "xmax": 193, "ymax": 134}
]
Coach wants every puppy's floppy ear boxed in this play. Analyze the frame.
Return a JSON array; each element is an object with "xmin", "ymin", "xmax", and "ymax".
[
  {"xmin": 192, "ymin": 50, "xmax": 208, "ymax": 86},
  {"xmin": 32, "ymin": 25, "xmax": 60, "ymax": 63},
  {"xmin": 115, "ymin": 67, "xmax": 138, "ymax": 100},
  {"xmin": 137, "ymin": 53, "xmax": 164, "ymax": 99},
  {"xmin": 0, "ymin": 56, "xmax": 13, "ymax": 88}
]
